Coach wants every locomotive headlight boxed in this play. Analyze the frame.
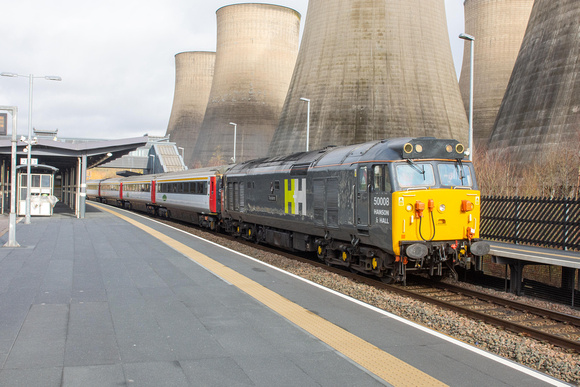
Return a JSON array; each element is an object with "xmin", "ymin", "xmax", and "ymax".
[
  {"xmin": 439, "ymin": 204, "xmax": 446, "ymax": 213},
  {"xmin": 406, "ymin": 204, "xmax": 413, "ymax": 212}
]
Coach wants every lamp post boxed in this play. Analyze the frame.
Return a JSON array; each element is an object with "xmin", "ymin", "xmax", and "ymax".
[
  {"xmin": 229, "ymin": 122, "xmax": 237, "ymax": 163},
  {"xmin": 1, "ymin": 72, "xmax": 62, "ymax": 223},
  {"xmin": 299, "ymin": 97, "xmax": 310, "ymax": 152},
  {"xmin": 149, "ymin": 154, "xmax": 156, "ymax": 174},
  {"xmin": 459, "ymin": 33, "xmax": 474, "ymax": 162},
  {"xmin": 1, "ymin": 106, "xmax": 20, "ymax": 247}
]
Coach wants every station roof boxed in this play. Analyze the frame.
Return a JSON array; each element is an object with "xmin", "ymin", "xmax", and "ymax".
[{"xmin": 0, "ymin": 136, "xmax": 149, "ymax": 171}]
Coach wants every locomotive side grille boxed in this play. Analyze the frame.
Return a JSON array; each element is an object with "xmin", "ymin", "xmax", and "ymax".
[
  {"xmin": 327, "ymin": 179, "xmax": 339, "ymax": 228},
  {"xmin": 313, "ymin": 179, "xmax": 325, "ymax": 227},
  {"xmin": 227, "ymin": 182, "xmax": 234, "ymax": 211}
]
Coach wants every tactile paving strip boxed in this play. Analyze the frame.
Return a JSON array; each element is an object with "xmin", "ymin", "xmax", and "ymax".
[{"xmin": 95, "ymin": 203, "xmax": 447, "ymax": 387}]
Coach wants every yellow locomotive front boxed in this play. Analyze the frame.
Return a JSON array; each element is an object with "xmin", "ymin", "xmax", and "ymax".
[{"xmin": 390, "ymin": 140, "xmax": 489, "ymax": 280}]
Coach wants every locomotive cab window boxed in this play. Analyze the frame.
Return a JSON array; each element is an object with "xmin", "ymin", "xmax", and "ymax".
[
  {"xmin": 396, "ymin": 163, "xmax": 435, "ymax": 188},
  {"xmin": 372, "ymin": 165, "xmax": 392, "ymax": 192},
  {"xmin": 358, "ymin": 166, "xmax": 368, "ymax": 191},
  {"xmin": 438, "ymin": 163, "xmax": 473, "ymax": 187}
]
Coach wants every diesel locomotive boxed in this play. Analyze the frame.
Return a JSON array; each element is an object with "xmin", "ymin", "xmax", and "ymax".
[{"xmin": 88, "ymin": 137, "xmax": 490, "ymax": 283}]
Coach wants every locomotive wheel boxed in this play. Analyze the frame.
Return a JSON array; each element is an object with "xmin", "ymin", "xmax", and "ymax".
[
  {"xmin": 316, "ymin": 245, "xmax": 326, "ymax": 260},
  {"xmin": 380, "ymin": 268, "xmax": 398, "ymax": 284}
]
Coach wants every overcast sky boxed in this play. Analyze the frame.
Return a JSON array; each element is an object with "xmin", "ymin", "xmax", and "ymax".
[{"xmin": 0, "ymin": 0, "xmax": 465, "ymax": 140}]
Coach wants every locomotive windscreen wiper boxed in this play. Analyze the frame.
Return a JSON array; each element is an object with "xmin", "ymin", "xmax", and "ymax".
[
  {"xmin": 456, "ymin": 159, "xmax": 465, "ymax": 184},
  {"xmin": 406, "ymin": 159, "xmax": 425, "ymax": 180}
]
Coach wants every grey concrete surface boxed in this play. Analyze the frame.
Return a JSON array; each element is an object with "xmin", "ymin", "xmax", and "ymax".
[{"xmin": 0, "ymin": 205, "xmax": 564, "ymax": 386}]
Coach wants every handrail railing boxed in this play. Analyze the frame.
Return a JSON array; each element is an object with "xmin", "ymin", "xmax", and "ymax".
[{"xmin": 481, "ymin": 196, "xmax": 580, "ymax": 251}]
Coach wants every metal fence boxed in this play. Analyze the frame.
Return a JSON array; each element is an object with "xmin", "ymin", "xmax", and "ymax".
[{"xmin": 481, "ymin": 196, "xmax": 580, "ymax": 251}]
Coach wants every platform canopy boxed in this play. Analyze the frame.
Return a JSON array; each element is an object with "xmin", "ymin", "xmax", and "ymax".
[
  {"xmin": 0, "ymin": 135, "xmax": 149, "ymax": 219},
  {"xmin": 0, "ymin": 136, "xmax": 149, "ymax": 171}
]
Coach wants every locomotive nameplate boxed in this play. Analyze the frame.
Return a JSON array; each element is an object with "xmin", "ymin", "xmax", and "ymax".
[{"xmin": 268, "ymin": 194, "xmax": 277, "ymax": 201}]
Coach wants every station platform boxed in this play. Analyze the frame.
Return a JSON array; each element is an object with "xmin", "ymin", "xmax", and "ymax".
[
  {"xmin": 0, "ymin": 204, "xmax": 568, "ymax": 386},
  {"xmin": 489, "ymin": 241, "xmax": 580, "ymax": 296}
]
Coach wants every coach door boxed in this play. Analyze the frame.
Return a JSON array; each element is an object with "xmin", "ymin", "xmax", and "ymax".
[{"xmin": 356, "ymin": 166, "xmax": 370, "ymax": 227}]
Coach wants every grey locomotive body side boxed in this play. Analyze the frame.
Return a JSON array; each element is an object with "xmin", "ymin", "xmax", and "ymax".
[{"xmin": 220, "ymin": 141, "xmax": 397, "ymax": 276}]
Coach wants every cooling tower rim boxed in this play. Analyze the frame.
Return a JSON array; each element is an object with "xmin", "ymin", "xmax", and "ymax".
[
  {"xmin": 174, "ymin": 51, "xmax": 216, "ymax": 57},
  {"xmin": 216, "ymin": 3, "xmax": 300, "ymax": 18}
]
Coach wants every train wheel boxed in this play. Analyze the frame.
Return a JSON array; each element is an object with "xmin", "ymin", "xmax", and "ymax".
[{"xmin": 380, "ymin": 268, "xmax": 398, "ymax": 284}]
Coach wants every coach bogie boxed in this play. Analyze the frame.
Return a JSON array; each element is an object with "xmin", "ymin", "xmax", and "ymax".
[{"xmin": 199, "ymin": 215, "xmax": 218, "ymax": 231}]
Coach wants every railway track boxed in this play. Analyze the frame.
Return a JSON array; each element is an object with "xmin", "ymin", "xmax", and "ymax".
[
  {"xmin": 387, "ymin": 279, "xmax": 580, "ymax": 353},
  {"xmin": 150, "ymin": 215, "xmax": 580, "ymax": 353}
]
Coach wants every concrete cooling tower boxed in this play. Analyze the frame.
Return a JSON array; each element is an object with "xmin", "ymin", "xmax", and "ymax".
[
  {"xmin": 166, "ymin": 51, "xmax": 215, "ymax": 167},
  {"xmin": 268, "ymin": 0, "xmax": 468, "ymax": 157},
  {"xmin": 488, "ymin": 0, "xmax": 580, "ymax": 165},
  {"xmin": 458, "ymin": 0, "xmax": 533, "ymax": 147},
  {"xmin": 191, "ymin": 4, "xmax": 300, "ymax": 166}
]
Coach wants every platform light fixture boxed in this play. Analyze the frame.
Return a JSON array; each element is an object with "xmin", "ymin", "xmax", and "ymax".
[
  {"xmin": 459, "ymin": 33, "xmax": 475, "ymax": 162},
  {"xmin": 229, "ymin": 122, "xmax": 237, "ymax": 163},
  {"xmin": 299, "ymin": 97, "xmax": 310, "ymax": 152},
  {"xmin": 0, "ymin": 106, "xmax": 20, "ymax": 247},
  {"xmin": 149, "ymin": 154, "xmax": 156, "ymax": 174}
]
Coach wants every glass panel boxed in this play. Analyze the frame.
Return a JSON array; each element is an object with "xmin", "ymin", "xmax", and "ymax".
[
  {"xmin": 384, "ymin": 168, "xmax": 392, "ymax": 193},
  {"xmin": 438, "ymin": 163, "xmax": 473, "ymax": 187},
  {"xmin": 32, "ymin": 175, "xmax": 41, "ymax": 188},
  {"xmin": 373, "ymin": 165, "xmax": 383, "ymax": 191},
  {"xmin": 358, "ymin": 166, "xmax": 368, "ymax": 191},
  {"xmin": 20, "ymin": 174, "xmax": 27, "ymax": 187},
  {"xmin": 396, "ymin": 164, "xmax": 435, "ymax": 188}
]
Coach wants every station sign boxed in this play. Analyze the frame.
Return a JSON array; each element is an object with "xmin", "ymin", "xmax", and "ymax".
[{"xmin": 19, "ymin": 158, "xmax": 38, "ymax": 165}]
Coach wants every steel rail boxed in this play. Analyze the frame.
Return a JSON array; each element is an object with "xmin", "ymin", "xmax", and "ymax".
[
  {"xmin": 427, "ymin": 280, "xmax": 580, "ymax": 327},
  {"xmin": 379, "ymin": 280, "xmax": 580, "ymax": 353}
]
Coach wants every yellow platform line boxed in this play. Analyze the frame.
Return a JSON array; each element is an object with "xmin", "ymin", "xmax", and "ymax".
[{"xmin": 93, "ymin": 203, "xmax": 447, "ymax": 387}]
